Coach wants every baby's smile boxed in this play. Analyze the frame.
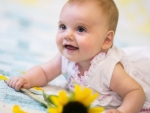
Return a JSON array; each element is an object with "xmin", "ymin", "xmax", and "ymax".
[{"xmin": 64, "ymin": 44, "xmax": 79, "ymax": 51}]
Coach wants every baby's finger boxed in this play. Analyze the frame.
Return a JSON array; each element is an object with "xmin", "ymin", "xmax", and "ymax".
[
  {"xmin": 11, "ymin": 78, "xmax": 19, "ymax": 89},
  {"xmin": 7, "ymin": 78, "xmax": 16, "ymax": 88},
  {"xmin": 15, "ymin": 78, "xmax": 25, "ymax": 91}
]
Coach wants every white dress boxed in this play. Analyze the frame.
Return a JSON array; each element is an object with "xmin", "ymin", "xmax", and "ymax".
[{"xmin": 61, "ymin": 45, "xmax": 150, "ymax": 112}]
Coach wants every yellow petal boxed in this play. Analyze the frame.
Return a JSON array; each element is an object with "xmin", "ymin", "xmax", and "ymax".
[
  {"xmin": 83, "ymin": 93, "xmax": 99, "ymax": 107},
  {"xmin": 12, "ymin": 105, "xmax": 27, "ymax": 113},
  {"xmin": 79, "ymin": 87, "xmax": 92, "ymax": 100},
  {"xmin": 89, "ymin": 107, "xmax": 105, "ymax": 113},
  {"xmin": 74, "ymin": 85, "xmax": 99, "ymax": 107},
  {"xmin": 33, "ymin": 87, "xmax": 43, "ymax": 91},
  {"xmin": 48, "ymin": 106, "xmax": 63, "ymax": 113},
  {"xmin": 49, "ymin": 91, "xmax": 68, "ymax": 113},
  {"xmin": 74, "ymin": 85, "xmax": 82, "ymax": 100},
  {"xmin": 58, "ymin": 91, "xmax": 69, "ymax": 105},
  {"xmin": 75, "ymin": 87, "xmax": 92, "ymax": 104},
  {"xmin": 57, "ymin": 105, "xmax": 63, "ymax": 113},
  {"xmin": 0, "ymin": 75, "xmax": 8, "ymax": 80},
  {"xmin": 50, "ymin": 96, "xmax": 60, "ymax": 106},
  {"xmin": 47, "ymin": 107, "xmax": 61, "ymax": 113}
]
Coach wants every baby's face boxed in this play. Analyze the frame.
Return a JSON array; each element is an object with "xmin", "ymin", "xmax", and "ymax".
[{"xmin": 56, "ymin": 2, "xmax": 109, "ymax": 63}]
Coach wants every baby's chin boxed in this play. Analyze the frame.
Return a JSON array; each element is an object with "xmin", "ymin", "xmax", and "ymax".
[
  {"xmin": 66, "ymin": 57, "xmax": 78, "ymax": 62},
  {"xmin": 63, "ymin": 54, "xmax": 79, "ymax": 62}
]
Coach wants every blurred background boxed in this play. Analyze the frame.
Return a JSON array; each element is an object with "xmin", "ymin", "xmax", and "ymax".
[
  {"xmin": 114, "ymin": 0, "xmax": 150, "ymax": 46},
  {"xmin": 0, "ymin": 0, "xmax": 150, "ymax": 75}
]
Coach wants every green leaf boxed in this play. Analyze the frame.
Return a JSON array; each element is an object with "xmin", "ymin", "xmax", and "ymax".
[{"xmin": 42, "ymin": 91, "xmax": 47, "ymax": 101}]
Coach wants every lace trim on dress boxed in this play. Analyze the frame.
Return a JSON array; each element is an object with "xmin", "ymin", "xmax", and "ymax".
[{"xmin": 72, "ymin": 52, "xmax": 106, "ymax": 86}]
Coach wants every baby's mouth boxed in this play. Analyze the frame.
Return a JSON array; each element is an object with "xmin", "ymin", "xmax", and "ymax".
[{"xmin": 64, "ymin": 44, "xmax": 79, "ymax": 50}]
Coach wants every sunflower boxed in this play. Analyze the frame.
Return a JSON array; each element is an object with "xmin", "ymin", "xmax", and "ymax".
[{"xmin": 47, "ymin": 85, "xmax": 104, "ymax": 113}]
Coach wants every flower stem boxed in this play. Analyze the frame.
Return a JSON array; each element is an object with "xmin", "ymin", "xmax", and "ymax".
[{"xmin": 21, "ymin": 88, "xmax": 48, "ymax": 107}]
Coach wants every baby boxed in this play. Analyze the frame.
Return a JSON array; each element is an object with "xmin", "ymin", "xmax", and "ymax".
[{"xmin": 7, "ymin": 0, "xmax": 150, "ymax": 113}]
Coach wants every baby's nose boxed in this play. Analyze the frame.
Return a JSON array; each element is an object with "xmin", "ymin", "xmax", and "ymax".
[{"xmin": 63, "ymin": 29, "xmax": 75, "ymax": 41}]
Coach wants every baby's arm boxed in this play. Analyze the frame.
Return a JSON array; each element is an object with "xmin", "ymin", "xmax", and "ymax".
[
  {"xmin": 107, "ymin": 63, "xmax": 146, "ymax": 113},
  {"xmin": 7, "ymin": 53, "xmax": 62, "ymax": 91}
]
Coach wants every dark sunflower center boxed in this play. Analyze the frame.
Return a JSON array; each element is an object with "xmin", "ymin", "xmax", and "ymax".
[{"xmin": 62, "ymin": 101, "xmax": 88, "ymax": 113}]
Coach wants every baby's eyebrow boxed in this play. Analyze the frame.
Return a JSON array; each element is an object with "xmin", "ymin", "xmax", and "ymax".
[
  {"xmin": 77, "ymin": 23, "xmax": 91, "ymax": 28},
  {"xmin": 58, "ymin": 21, "xmax": 64, "ymax": 24}
]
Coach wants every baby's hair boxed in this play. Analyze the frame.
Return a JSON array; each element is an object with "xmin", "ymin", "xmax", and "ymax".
[{"xmin": 67, "ymin": 0, "xmax": 119, "ymax": 33}]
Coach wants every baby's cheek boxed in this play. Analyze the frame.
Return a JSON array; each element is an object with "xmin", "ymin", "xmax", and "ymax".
[{"xmin": 56, "ymin": 32, "xmax": 64, "ymax": 42}]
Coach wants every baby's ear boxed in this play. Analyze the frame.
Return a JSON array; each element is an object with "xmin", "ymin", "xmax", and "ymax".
[{"xmin": 102, "ymin": 30, "xmax": 114, "ymax": 50}]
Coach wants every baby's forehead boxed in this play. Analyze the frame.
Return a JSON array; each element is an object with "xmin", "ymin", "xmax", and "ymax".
[
  {"xmin": 63, "ymin": 1, "xmax": 108, "ymax": 20},
  {"xmin": 65, "ymin": 1, "xmax": 107, "ymax": 16},
  {"xmin": 60, "ymin": 1, "xmax": 109, "ymax": 29},
  {"xmin": 66, "ymin": 0, "xmax": 100, "ymax": 8}
]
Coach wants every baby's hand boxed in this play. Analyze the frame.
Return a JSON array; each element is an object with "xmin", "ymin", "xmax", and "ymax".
[
  {"xmin": 106, "ymin": 109, "xmax": 121, "ymax": 113},
  {"xmin": 7, "ymin": 76, "xmax": 31, "ymax": 91}
]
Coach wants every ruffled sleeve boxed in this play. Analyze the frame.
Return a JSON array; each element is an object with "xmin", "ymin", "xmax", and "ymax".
[{"xmin": 88, "ymin": 46, "xmax": 125, "ymax": 93}]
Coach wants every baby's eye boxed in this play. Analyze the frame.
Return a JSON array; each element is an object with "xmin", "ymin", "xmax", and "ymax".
[
  {"xmin": 77, "ymin": 26, "xmax": 86, "ymax": 32},
  {"xmin": 59, "ymin": 24, "xmax": 66, "ymax": 30}
]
